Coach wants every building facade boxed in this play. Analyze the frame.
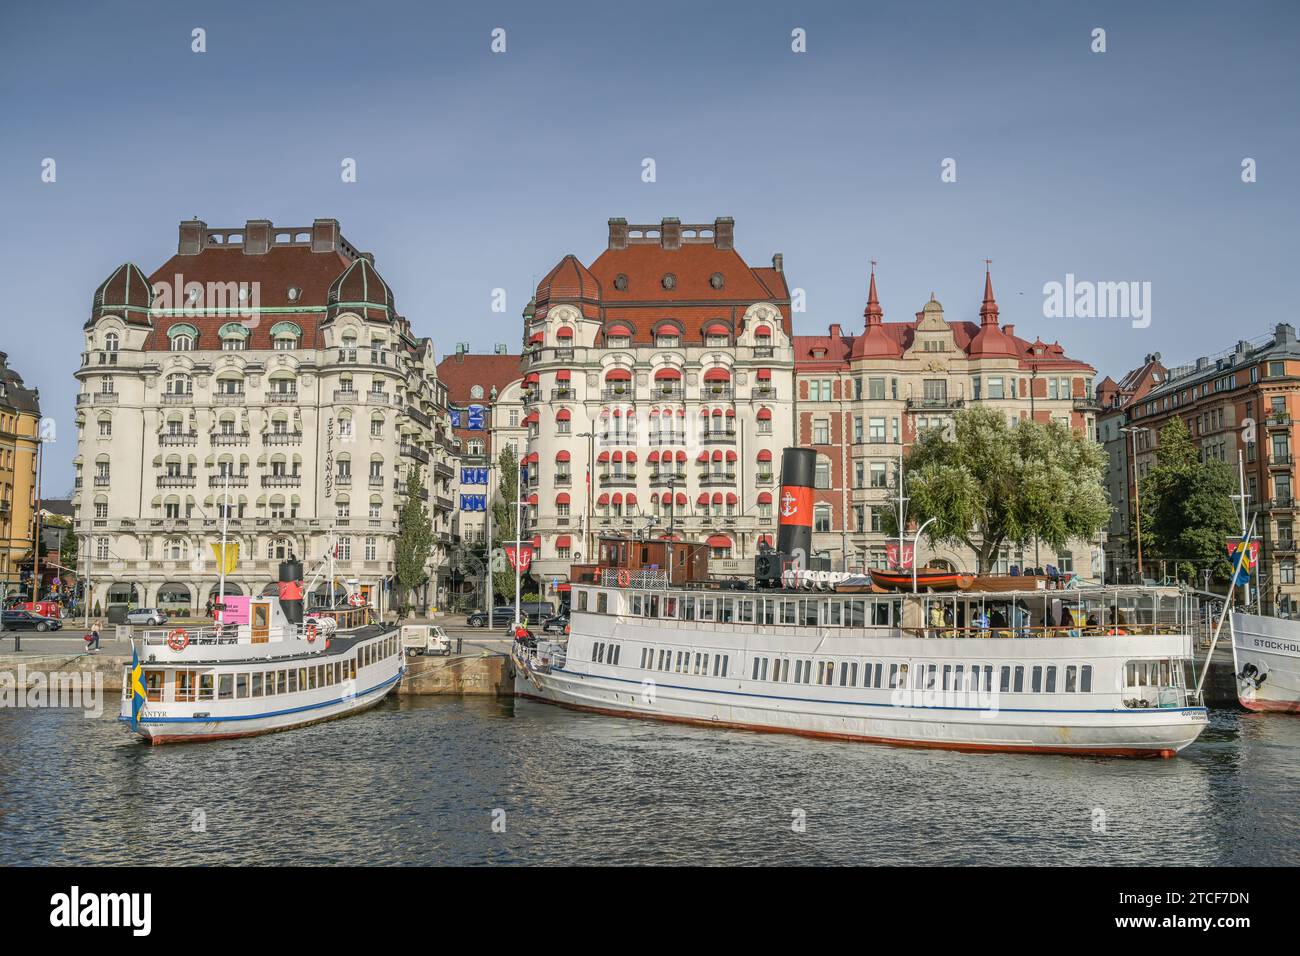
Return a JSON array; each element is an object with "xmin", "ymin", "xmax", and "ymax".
[
  {"xmin": 73, "ymin": 218, "xmax": 455, "ymax": 615},
  {"xmin": 1094, "ymin": 354, "xmax": 1167, "ymax": 581},
  {"xmin": 1122, "ymin": 323, "xmax": 1300, "ymax": 615},
  {"xmin": 794, "ymin": 268, "xmax": 1100, "ymax": 576},
  {"xmin": 521, "ymin": 217, "xmax": 796, "ymax": 590},
  {"xmin": 0, "ymin": 352, "xmax": 41, "ymax": 599}
]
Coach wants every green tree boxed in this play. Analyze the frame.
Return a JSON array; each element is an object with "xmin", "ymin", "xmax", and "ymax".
[
  {"xmin": 394, "ymin": 467, "xmax": 433, "ymax": 614},
  {"xmin": 885, "ymin": 405, "xmax": 1110, "ymax": 573},
  {"xmin": 491, "ymin": 445, "xmax": 523, "ymax": 603},
  {"xmin": 1139, "ymin": 417, "xmax": 1240, "ymax": 583}
]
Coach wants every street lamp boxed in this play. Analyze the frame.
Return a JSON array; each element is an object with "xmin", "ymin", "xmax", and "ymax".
[
  {"xmin": 1120, "ymin": 425, "xmax": 1150, "ymax": 582},
  {"xmin": 912, "ymin": 517, "xmax": 937, "ymax": 593}
]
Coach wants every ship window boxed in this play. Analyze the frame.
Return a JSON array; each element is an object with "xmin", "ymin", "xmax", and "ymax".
[
  {"xmin": 277, "ymin": 671, "xmax": 288, "ymax": 694},
  {"xmin": 719, "ymin": 600, "xmax": 734, "ymax": 623},
  {"xmin": 578, "ymin": 591, "xmax": 588, "ymax": 612},
  {"xmin": 828, "ymin": 602, "xmax": 842, "ymax": 626},
  {"xmin": 251, "ymin": 673, "xmax": 263, "ymax": 697},
  {"xmin": 288, "ymin": 670, "xmax": 298, "ymax": 693},
  {"xmin": 942, "ymin": 664, "xmax": 952, "ymax": 691},
  {"xmin": 847, "ymin": 601, "xmax": 865, "ymax": 627},
  {"xmin": 630, "ymin": 594, "xmax": 643, "ymax": 615},
  {"xmin": 683, "ymin": 597, "xmax": 696, "ymax": 621},
  {"xmin": 218, "ymin": 674, "xmax": 234, "ymax": 700},
  {"xmin": 144, "ymin": 670, "xmax": 164, "ymax": 702},
  {"xmin": 1081, "ymin": 665, "xmax": 1093, "ymax": 692},
  {"xmin": 1065, "ymin": 665, "xmax": 1078, "ymax": 693},
  {"xmin": 1014, "ymin": 666, "xmax": 1024, "ymax": 693},
  {"xmin": 308, "ymin": 668, "xmax": 317, "ymax": 690},
  {"xmin": 954, "ymin": 665, "xmax": 965, "ymax": 691},
  {"xmin": 761, "ymin": 599, "xmax": 775, "ymax": 625},
  {"xmin": 1045, "ymin": 666, "xmax": 1057, "ymax": 693},
  {"xmin": 737, "ymin": 599, "xmax": 754, "ymax": 623},
  {"xmin": 752, "ymin": 657, "xmax": 761, "ymax": 680},
  {"xmin": 803, "ymin": 600, "xmax": 818, "ymax": 627},
  {"xmin": 781, "ymin": 601, "xmax": 797, "ymax": 625},
  {"xmin": 597, "ymin": 592, "xmax": 608, "ymax": 614},
  {"xmin": 759, "ymin": 657, "xmax": 768, "ymax": 680},
  {"xmin": 612, "ymin": 645, "xmax": 621, "ymax": 665},
  {"xmin": 698, "ymin": 599, "xmax": 715, "ymax": 622},
  {"xmin": 640, "ymin": 647, "xmax": 650, "ymax": 668},
  {"xmin": 1031, "ymin": 666, "xmax": 1043, "ymax": 693},
  {"xmin": 664, "ymin": 596, "xmax": 677, "ymax": 618},
  {"xmin": 926, "ymin": 665, "xmax": 938, "ymax": 690},
  {"xmin": 658, "ymin": 649, "xmax": 669, "ymax": 670},
  {"xmin": 999, "ymin": 666, "xmax": 1010, "ymax": 693}
]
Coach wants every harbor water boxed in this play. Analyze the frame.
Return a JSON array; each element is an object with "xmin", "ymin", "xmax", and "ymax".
[{"xmin": 0, "ymin": 699, "xmax": 1296, "ymax": 866}]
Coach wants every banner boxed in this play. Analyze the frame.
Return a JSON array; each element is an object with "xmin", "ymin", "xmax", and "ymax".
[
  {"xmin": 460, "ymin": 467, "xmax": 489, "ymax": 485},
  {"xmin": 459, "ymin": 494, "xmax": 487, "ymax": 512},
  {"xmin": 885, "ymin": 542, "xmax": 915, "ymax": 570},
  {"xmin": 505, "ymin": 544, "xmax": 533, "ymax": 572},
  {"xmin": 210, "ymin": 542, "xmax": 239, "ymax": 574}
]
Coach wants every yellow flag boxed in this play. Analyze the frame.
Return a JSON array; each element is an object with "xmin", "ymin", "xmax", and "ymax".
[{"xmin": 211, "ymin": 542, "xmax": 239, "ymax": 574}]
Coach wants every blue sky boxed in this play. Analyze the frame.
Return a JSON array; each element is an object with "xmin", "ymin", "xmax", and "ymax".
[{"xmin": 2, "ymin": 0, "xmax": 1297, "ymax": 491}]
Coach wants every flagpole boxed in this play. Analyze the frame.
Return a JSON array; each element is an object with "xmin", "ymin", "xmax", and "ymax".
[
  {"xmin": 513, "ymin": 457, "xmax": 524, "ymax": 629},
  {"xmin": 218, "ymin": 469, "xmax": 230, "ymax": 621}
]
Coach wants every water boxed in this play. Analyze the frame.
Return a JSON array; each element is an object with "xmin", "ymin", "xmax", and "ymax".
[{"xmin": 0, "ymin": 699, "xmax": 1296, "ymax": 865}]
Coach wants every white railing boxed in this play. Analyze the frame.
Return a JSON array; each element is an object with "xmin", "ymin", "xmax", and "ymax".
[{"xmin": 600, "ymin": 568, "xmax": 670, "ymax": 590}]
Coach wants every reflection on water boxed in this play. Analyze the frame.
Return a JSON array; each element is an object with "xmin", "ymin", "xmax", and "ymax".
[{"xmin": 0, "ymin": 699, "xmax": 1295, "ymax": 865}]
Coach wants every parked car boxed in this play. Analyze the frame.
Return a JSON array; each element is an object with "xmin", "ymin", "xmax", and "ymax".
[
  {"xmin": 124, "ymin": 608, "xmax": 168, "ymax": 626},
  {"xmin": 0, "ymin": 610, "xmax": 63, "ymax": 632},
  {"xmin": 468, "ymin": 606, "xmax": 526, "ymax": 628},
  {"xmin": 401, "ymin": 624, "xmax": 452, "ymax": 657},
  {"xmin": 542, "ymin": 613, "xmax": 569, "ymax": 634}
]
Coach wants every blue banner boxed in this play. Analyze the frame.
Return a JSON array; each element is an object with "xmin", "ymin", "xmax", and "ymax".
[
  {"xmin": 460, "ymin": 467, "xmax": 489, "ymax": 485},
  {"xmin": 466, "ymin": 404, "xmax": 486, "ymax": 430},
  {"xmin": 459, "ymin": 494, "xmax": 487, "ymax": 512}
]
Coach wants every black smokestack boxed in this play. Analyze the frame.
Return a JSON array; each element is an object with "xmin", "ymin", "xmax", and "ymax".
[
  {"xmin": 278, "ymin": 559, "xmax": 304, "ymax": 625},
  {"xmin": 777, "ymin": 448, "xmax": 814, "ymax": 564}
]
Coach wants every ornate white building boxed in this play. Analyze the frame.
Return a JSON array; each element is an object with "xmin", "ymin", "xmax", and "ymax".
[
  {"xmin": 521, "ymin": 217, "xmax": 796, "ymax": 589},
  {"xmin": 73, "ymin": 219, "xmax": 455, "ymax": 615}
]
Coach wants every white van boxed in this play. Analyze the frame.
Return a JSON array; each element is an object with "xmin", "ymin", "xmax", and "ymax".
[{"xmin": 401, "ymin": 624, "xmax": 452, "ymax": 657}]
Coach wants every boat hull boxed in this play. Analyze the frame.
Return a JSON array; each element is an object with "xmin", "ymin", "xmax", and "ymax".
[
  {"xmin": 513, "ymin": 651, "xmax": 1206, "ymax": 758},
  {"xmin": 1232, "ymin": 612, "xmax": 1300, "ymax": 713}
]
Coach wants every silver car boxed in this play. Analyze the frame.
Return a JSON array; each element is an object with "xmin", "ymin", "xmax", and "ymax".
[{"xmin": 125, "ymin": 608, "xmax": 168, "ymax": 626}]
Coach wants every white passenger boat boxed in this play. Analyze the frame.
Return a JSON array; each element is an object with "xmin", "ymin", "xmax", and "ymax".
[
  {"xmin": 1231, "ymin": 611, "xmax": 1300, "ymax": 713},
  {"xmin": 119, "ymin": 560, "xmax": 404, "ymax": 744},
  {"xmin": 513, "ymin": 538, "xmax": 1209, "ymax": 758}
]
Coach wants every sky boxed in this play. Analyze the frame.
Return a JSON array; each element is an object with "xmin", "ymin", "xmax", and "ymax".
[{"xmin": 1, "ymin": 0, "xmax": 1297, "ymax": 493}]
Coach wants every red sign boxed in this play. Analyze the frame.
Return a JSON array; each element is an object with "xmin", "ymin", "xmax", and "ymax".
[
  {"xmin": 885, "ymin": 543, "xmax": 915, "ymax": 570},
  {"xmin": 778, "ymin": 486, "xmax": 812, "ymax": 526},
  {"xmin": 505, "ymin": 545, "xmax": 533, "ymax": 572}
]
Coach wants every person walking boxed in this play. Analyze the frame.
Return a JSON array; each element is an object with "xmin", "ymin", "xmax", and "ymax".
[{"xmin": 84, "ymin": 627, "xmax": 101, "ymax": 653}]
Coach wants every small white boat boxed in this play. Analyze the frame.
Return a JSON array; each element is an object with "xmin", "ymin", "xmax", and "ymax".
[
  {"xmin": 1231, "ymin": 612, "xmax": 1300, "ymax": 713},
  {"xmin": 119, "ymin": 561, "xmax": 403, "ymax": 744}
]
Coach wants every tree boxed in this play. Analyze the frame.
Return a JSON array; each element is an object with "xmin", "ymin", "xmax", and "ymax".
[
  {"xmin": 1139, "ymin": 417, "xmax": 1240, "ymax": 583},
  {"xmin": 394, "ymin": 467, "xmax": 433, "ymax": 614},
  {"xmin": 491, "ymin": 445, "xmax": 524, "ymax": 602},
  {"xmin": 886, "ymin": 405, "xmax": 1110, "ymax": 573}
]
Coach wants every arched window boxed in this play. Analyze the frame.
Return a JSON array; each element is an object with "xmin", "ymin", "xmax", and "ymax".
[
  {"xmin": 269, "ymin": 321, "xmax": 301, "ymax": 351},
  {"xmin": 164, "ymin": 538, "xmax": 188, "ymax": 560},
  {"xmin": 219, "ymin": 322, "xmax": 249, "ymax": 351},
  {"xmin": 165, "ymin": 373, "xmax": 192, "ymax": 395},
  {"xmin": 168, "ymin": 323, "xmax": 198, "ymax": 351},
  {"xmin": 104, "ymin": 331, "xmax": 119, "ymax": 352},
  {"xmin": 267, "ymin": 537, "xmax": 293, "ymax": 560}
]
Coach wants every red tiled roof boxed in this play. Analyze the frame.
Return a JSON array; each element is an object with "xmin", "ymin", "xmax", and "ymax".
[{"xmin": 435, "ymin": 353, "xmax": 524, "ymax": 449}]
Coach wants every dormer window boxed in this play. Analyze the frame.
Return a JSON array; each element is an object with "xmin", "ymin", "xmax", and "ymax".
[
  {"xmin": 167, "ymin": 323, "xmax": 198, "ymax": 352},
  {"xmin": 104, "ymin": 332, "xmax": 119, "ymax": 352},
  {"xmin": 613, "ymin": 274, "xmax": 628, "ymax": 291},
  {"xmin": 661, "ymin": 273, "xmax": 676, "ymax": 290},
  {"xmin": 219, "ymin": 322, "xmax": 249, "ymax": 351},
  {"xmin": 709, "ymin": 272, "xmax": 724, "ymax": 290}
]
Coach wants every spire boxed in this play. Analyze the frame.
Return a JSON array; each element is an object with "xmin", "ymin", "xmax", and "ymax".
[
  {"xmin": 864, "ymin": 260, "xmax": 883, "ymax": 327},
  {"xmin": 980, "ymin": 260, "xmax": 999, "ymax": 326}
]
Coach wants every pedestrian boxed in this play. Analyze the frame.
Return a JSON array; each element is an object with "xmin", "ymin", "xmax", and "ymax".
[{"xmin": 84, "ymin": 628, "xmax": 101, "ymax": 653}]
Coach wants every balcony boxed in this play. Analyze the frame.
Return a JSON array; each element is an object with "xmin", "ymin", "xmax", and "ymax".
[
  {"xmin": 214, "ymin": 392, "xmax": 245, "ymax": 405},
  {"xmin": 650, "ymin": 433, "xmax": 686, "ymax": 446},
  {"xmin": 1270, "ymin": 453, "xmax": 1293, "ymax": 468},
  {"xmin": 649, "ymin": 471, "xmax": 687, "ymax": 487},
  {"xmin": 1072, "ymin": 396, "xmax": 1102, "ymax": 413},
  {"xmin": 433, "ymin": 461, "xmax": 454, "ymax": 480},
  {"xmin": 554, "ymin": 474, "xmax": 572, "ymax": 487},
  {"xmin": 93, "ymin": 475, "xmax": 111, "ymax": 487},
  {"xmin": 262, "ymin": 431, "xmax": 302, "ymax": 445},
  {"xmin": 701, "ymin": 385, "xmax": 735, "ymax": 400},
  {"xmin": 599, "ymin": 472, "xmax": 637, "ymax": 486},
  {"xmin": 434, "ymin": 495, "xmax": 454, "ymax": 512},
  {"xmin": 159, "ymin": 432, "xmax": 198, "ymax": 447},
  {"xmin": 75, "ymin": 394, "xmax": 90, "ymax": 406},
  {"xmin": 649, "ymin": 386, "xmax": 685, "ymax": 401},
  {"xmin": 161, "ymin": 392, "xmax": 193, "ymax": 405},
  {"xmin": 601, "ymin": 387, "xmax": 637, "ymax": 402},
  {"xmin": 1266, "ymin": 416, "xmax": 1293, "ymax": 430},
  {"xmin": 333, "ymin": 389, "xmax": 358, "ymax": 403},
  {"xmin": 400, "ymin": 443, "xmax": 430, "ymax": 464},
  {"xmin": 210, "ymin": 432, "xmax": 250, "ymax": 446},
  {"xmin": 702, "ymin": 429, "xmax": 737, "ymax": 444},
  {"xmin": 404, "ymin": 405, "xmax": 432, "ymax": 428},
  {"xmin": 752, "ymin": 385, "xmax": 778, "ymax": 399},
  {"xmin": 906, "ymin": 396, "xmax": 965, "ymax": 411},
  {"xmin": 1268, "ymin": 497, "xmax": 1295, "ymax": 511},
  {"xmin": 335, "ymin": 474, "xmax": 352, "ymax": 489},
  {"xmin": 549, "ymin": 386, "xmax": 578, "ymax": 401},
  {"xmin": 369, "ymin": 476, "xmax": 385, "ymax": 489},
  {"xmin": 266, "ymin": 391, "xmax": 299, "ymax": 404},
  {"xmin": 755, "ymin": 473, "xmax": 774, "ymax": 486},
  {"xmin": 262, "ymin": 475, "xmax": 302, "ymax": 488},
  {"xmin": 93, "ymin": 392, "xmax": 119, "ymax": 404},
  {"xmin": 700, "ymin": 472, "xmax": 737, "ymax": 486},
  {"xmin": 157, "ymin": 475, "xmax": 197, "ymax": 488},
  {"xmin": 336, "ymin": 348, "xmax": 361, "ymax": 365},
  {"xmin": 1275, "ymin": 539, "xmax": 1298, "ymax": 554},
  {"xmin": 208, "ymin": 474, "xmax": 249, "ymax": 488},
  {"xmin": 364, "ymin": 391, "xmax": 395, "ymax": 406}
]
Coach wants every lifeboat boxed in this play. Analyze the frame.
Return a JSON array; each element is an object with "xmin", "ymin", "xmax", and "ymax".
[{"xmin": 869, "ymin": 568, "xmax": 972, "ymax": 591}]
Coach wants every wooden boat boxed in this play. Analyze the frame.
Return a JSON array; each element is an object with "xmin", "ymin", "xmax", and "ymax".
[{"xmin": 870, "ymin": 568, "xmax": 973, "ymax": 591}]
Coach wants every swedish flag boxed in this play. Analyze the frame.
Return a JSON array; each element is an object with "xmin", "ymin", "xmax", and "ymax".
[{"xmin": 129, "ymin": 646, "xmax": 146, "ymax": 729}]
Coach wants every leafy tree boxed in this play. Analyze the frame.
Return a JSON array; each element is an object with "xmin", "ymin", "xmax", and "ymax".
[
  {"xmin": 885, "ymin": 405, "xmax": 1110, "ymax": 573},
  {"xmin": 394, "ymin": 467, "xmax": 433, "ymax": 614},
  {"xmin": 1139, "ymin": 417, "xmax": 1240, "ymax": 583},
  {"xmin": 491, "ymin": 445, "xmax": 524, "ymax": 603}
]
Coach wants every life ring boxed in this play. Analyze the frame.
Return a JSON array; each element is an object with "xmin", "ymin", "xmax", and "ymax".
[
  {"xmin": 305, "ymin": 622, "xmax": 318, "ymax": 643},
  {"xmin": 616, "ymin": 569, "xmax": 631, "ymax": 587},
  {"xmin": 1106, "ymin": 628, "xmax": 1128, "ymax": 636},
  {"xmin": 166, "ymin": 628, "xmax": 189, "ymax": 652}
]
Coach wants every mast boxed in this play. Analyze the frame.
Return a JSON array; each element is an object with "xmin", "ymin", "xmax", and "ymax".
[
  {"xmin": 1230, "ymin": 450, "xmax": 1250, "ymax": 608},
  {"xmin": 896, "ymin": 445, "xmax": 908, "ymax": 570},
  {"xmin": 217, "ymin": 469, "xmax": 230, "ymax": 620},
  {"xmin": 513, "ymin": 456, "xmax": 524, "ymax": 627}
]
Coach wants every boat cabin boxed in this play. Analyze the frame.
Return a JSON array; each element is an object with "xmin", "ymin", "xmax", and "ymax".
[{"xmin": 570, "ymin": 535, "xmax": 710, "ymax": 586}]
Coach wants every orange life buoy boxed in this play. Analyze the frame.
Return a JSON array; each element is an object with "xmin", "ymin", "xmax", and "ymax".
[
  {"xmin": 305, "ymin": 622, "xmax": 318, "ymax": 643},
  {"xmin": 166, "ymin": 628, "xmax": 189, "ymax": 652},
  {"xmin": 616, "ymin": 569, "xmax": 631, "ymax": 587}
]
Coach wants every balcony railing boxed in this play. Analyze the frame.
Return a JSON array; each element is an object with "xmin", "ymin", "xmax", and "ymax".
[
  {"xmin": 400, "ymin": 443, "xmax": 430, "ymax": 464},
  {"xmin": 263, "ymin": 431, "xmax": 302, "ymax": 445},
  {"xmin": 210, "ymin": 432, "xmax": 250, "ymax": 446},
  {"xmin": 364, "ymin": 391, "xmax": 395, "ymax": 405},
  {"xmin": 207, "ymin": 474, "xmax": 249, "ymax": 488},
  {"xmin": 1270, "ymin": 453, "xmax": 1293, "ymax": 467},
  {"xmin": 159, "ymin": 432, "xmax": 198, "ymax": 447},
  {"xmin": 214, "ymin": 392, "xmax": 245, "ymax": 405},
  {"xmin": 335, "ymin": 475, "xmax": 352, "ymax": 488},
  {"xmin": 649, "ymin": 471, "xmax": 687, "ymax": 486},
  {"xmin": 334, "ymin": 389, "xmax": 357, "ymax": 402},
  {"xmin": 262, "ymin": 475, "xmax": 302, "ymax": 488},
  {"xmin": 755, "ymin": 473, "xmax": 774, "ymax": 486},
  {"xmin": 93, "ymin": 475, "xmax": 111, "ymax": 487},
  {"xmin": 93, "ymin": 392, "xmax": 119, "ymax": 404},
  {"xmin": 649, "ymin": 433, "xmax": 687, "ymax": 446},
  {"xmin": 599, "ymin": 472, "xmax": 637, "ymax": 486},
  {"xmin": 701, "ymin": 385, "xmax": 735, "ymax": 400},
  {"xmin": 752, "ymin": 385, "xmax": 777, "ymax": 399},
  {"xmin": 906, "ymin": 396, "xmax": 965, "ymax": 411},
  {"xmin": 1275, "ymin": 539, "xmax": 1298, "ymax": 554},
  {"xmin": 1268, "ymin": 497, "xmax": 1295, "ymax": 510},
  {"xmin": 700, "ymin": 472, "xmax": 737, "ymax": 486},
  {"xmin": 601, "ymin": 388, "xmax": 637, "ymax": 402},
  {"xmin": 702, "ymin": 429, "xmax": 737, "ymax": 444},
  {"xmin": 157, "ymin": 475, "xmax": 197, "ymax": 488},
  {"xmin": 649, "ymin": 387, "xmax": 684, "ymax": 400},
  {"xmin": 161, "ymin": 392, "xmax": 193, "ymax": 404},
  {"xmin": 1072, "ymin": 397, "xmax": 1102, "ymax": 413},
  {"xmin": 369, "ymin": 476, "xmax": 385, "ymax": 489},
  {"xmin": 266, "ymin": 391, "xmax": 299, "ymax": 404}
]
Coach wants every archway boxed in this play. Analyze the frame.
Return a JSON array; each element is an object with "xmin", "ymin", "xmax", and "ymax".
[{"xmin": 157, "ymin": 582, "xmax": 193, "ymax": 612}]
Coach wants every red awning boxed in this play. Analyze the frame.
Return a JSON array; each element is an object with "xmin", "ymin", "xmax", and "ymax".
[
  {"xmin": 757, "ymin": 448, "xmax": 773, "ymax": 461},
  {"xmin": 703, "ymin": 367, "xmax": 731, "ymax": 382},
  {"xmin": 676, "ymin": 408, "xmax": 685, "ymax": 417},
  {"xmin": 756, "ymin": 367, "xmax": 772, "ymax": 380},
  {"xmin": 726, "ymin": 492, "xmax": 738, "ymax": 505},
  {"xmin": 532, "ymin": 535, "xmax": 541, "ymax": 548},
  {"xmin": 697, "ymin": 451, "xmax": 709, "ymax": 463},
  {"xmin": 529, "ymin": 332, "xmax": 544, "ymax": 344},
  {"xmin": 556, "ymin": 492, "xmax": 571, "ymax": 504},
  {"xmin": 711, "ymin": 450, "xmax": 723, "ymax": 462},
  {"xmin": 527, "ymin": 493, "xmax": 538, "ymax": 505},
  {"xmin": 758, "ymin": 533, "xmax": 774, "ymax": 547},
  {"xmin": 757, "ymin": 407, "xmax": 772, "ymax": 421},
  {"xmin": 555, "ymin": 450, "xmax": 571, "ymax": 461},
  {"xmin": 697, "ymin": 493, "xmax": 709, "ymax": 505},
  {"xmin": 711, "ymin": 408, "xmax": 723, "ymax": 418},
  {"xmin": 556, "ymin": 325, "xmax": 574, "ymax": 339},
  {"xmin": 556, "ymin": 408, "xmax": 571, "ymax": 421},
  {"xmin": 525, "ymin": 451, "xmax": 539, "ymax": 464},
  {"xmin": 597, "ymin": 450, "xmax": 610, "ymax": 463},
  {"xmin": 725, "ymin": 408, "xmax": 736, "ymax": 417},
  {"xmin": 625, "ymin": 493, "xmax": 637, "ymax": 506},
  {"xmin": 523, "ymin": 412, "xmax": 538, "ymax": 425},
  {"xmin": 597, "ymin": 493, "xmax": 610, "ymax": 505},
  {"xmin": 675, "ymin": 450, "xmax": 687, "ymax": 462},
  {"xmin": 647, "ymin": 451, "xmax": 660, "ymax": 463},
  {"xmin": 661, "ymin": 492, "xmax": 672, "ymax": 505},
  {"xmin": 757, "ymin": 491, "xmax": 773, "ymax": 504},
  {"xmin": 612, "ymin": 493, "xmax": 623, "ymax": 506},
  {"xmin": 555, "ymin": 535, "xmax": 572, "ymax": 547},
  {"xmin": 725, "ymin": 450, "xmax": 738, "ymax": 462},
  {"xmin": 675, "ymin": 492, "xmax": 687, "ymax": 506},
  {"xmin": 711, "ymin": 492, "xmax": 723, "ymax": 505},
  {"xmin": 654, "ymin": 367, "xmax": 681, "ymax": 380},
  {"xmin": 754, "ymin": 325, "xmax": 772, "ymax": 338},
  {"xmin": 704, "ymin": 322, "xmax": 730, "ymax": 336},
  {"xmin": 706, "ymin": 533, "xmax": 732, "ymax": 548},
  {"xmin": 605, "ymin": 368, "xmax": 632, "ymax": 382},
  {"xmin": 625, "ymin": 451, "xmax": 637, "ymax": 463},
  {"xmin": 556, "ymin": 368, "xmax": 571, "ymax": 381},
  {"xmin": 525, "ymin": 372, "xmax": 539, "ymax": 384},
  {"xmin": 605, "ymin": 323, "xmax": 633, "ymax": 338}
]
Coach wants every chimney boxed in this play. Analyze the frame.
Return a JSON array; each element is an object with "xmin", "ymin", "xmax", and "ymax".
[
  {"xmin": 243, "ymin": 219, "xmax": 272, "ymax": 255},
  {"xmin": 607, "ymin": 218, "xmax": 629, "ymax": 250},
  {"xmin": 1004, "ymin": 324, "xmax": 1015, "ymax": 337},
  {"xmin": 772, "ymin": 253, "xmax": 783, "ymax": 272},
  {"xmin": 359, "ymin": 252, "xmax": 375, "ymax": 265},
  {"xmin": 1196, "ymin": 357, "xmax": 1209, "ymax": 370},
  {"xmin": 178, "ymin": 219, "xmax": 207, "ymax": 256},
  {"xmin": 1276, "ymin": 323, "xmax": 1295, "ymax": 345},
  {"xmin": 714, "ymin": 216, "xmax": 734, "ymax": 250},
  {"xmin": 829, "ymin": 323, "xmax": 843, "ymax": 338},
  {"xmin": 311, "ymin": 218, "xmax": 340, "ymax": 253},
  {"xmin": 661, "ymin": 217, "xmax": 682, "ymax": 250}
]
